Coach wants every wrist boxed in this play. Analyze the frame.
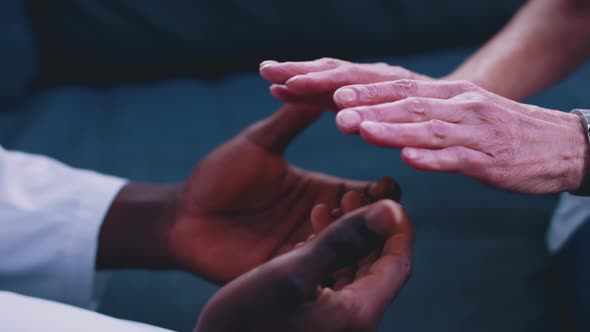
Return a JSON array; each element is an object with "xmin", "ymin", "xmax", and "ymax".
[
  {"xmin": 563, "ymin": 112, "xmax": 590, "ymax": 192},
  {"xmin": 96, "ymin": 182, "xmax": 182, "ymax": 270}
]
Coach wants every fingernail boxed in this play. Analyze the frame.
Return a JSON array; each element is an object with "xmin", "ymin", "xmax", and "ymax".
[
  {"xmin": 337, "ymin": 110, "xmax": 362, "ymax": 130},
  {"xmin": 260, "ymin": 60, "xmax": 276, "ymax": 67},
  {"xmin": 285, "ymin": 75, "xmax": 301, "ymax": 85},
  {"xmin": 260, "ymin": 65, "xmax": 273, "ymax": 72},
  {"xmin": 360, "ymin": 121, "xmax": 383, "ymax": 136},
  {"xmin": 335, "ymin": 88, "xmax": 358, "ymax": 103},
  {"xmin": 404, "ymin": 148, "xmax": 419, "ymax": 159}
]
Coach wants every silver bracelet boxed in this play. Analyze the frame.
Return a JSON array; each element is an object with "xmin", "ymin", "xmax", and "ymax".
[
  {"xmin": 569, "ymin": 109, "xmax": 590, "ymax": 196},
  {"xmin": 571, "ymin": 109, "xmax": 590, "ymax": 142}
]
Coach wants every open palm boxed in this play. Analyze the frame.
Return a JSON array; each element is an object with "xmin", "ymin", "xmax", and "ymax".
[{"xmin": 169, "ymin": 105, "xmax": 400, "ymax": 283}]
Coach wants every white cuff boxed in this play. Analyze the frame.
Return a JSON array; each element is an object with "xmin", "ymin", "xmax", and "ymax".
[
  {"xmin": 60, "ymin": 170, "xmax": 127, "ymax": 307},
  {"xmin": 0, "ymin": 292, "xmax": 174, "ymax": 332},
  {"xmin": 0, "ymin": 147, "xmax": 126, "ymax": 308}
]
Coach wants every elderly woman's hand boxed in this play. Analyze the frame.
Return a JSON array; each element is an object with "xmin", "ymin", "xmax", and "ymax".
[
  {"xmin": 259, "ymin": 58, "xmax": 432, "ymax": 109},
  {"xmin": 332, "ymin": 79, "xmax": 589, "ymax": 194}
]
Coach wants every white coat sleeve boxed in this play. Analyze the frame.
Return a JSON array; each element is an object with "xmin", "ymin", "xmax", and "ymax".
[
  {"xmin": 0, "ymin": 291, "xmax": 174, "ymax": 332},
  {"xmin": 0, "ymin": 146, "xmax": 127, "ymax": 308}
]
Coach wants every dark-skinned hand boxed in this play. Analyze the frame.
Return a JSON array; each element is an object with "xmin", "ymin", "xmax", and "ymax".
[
  {"xmin": 195, "ymin": 196, "xmax": 414, "ymax": 332},
  {"xmin": 98, "ymin": 104, "xmax": 400, "ymax": 285}
]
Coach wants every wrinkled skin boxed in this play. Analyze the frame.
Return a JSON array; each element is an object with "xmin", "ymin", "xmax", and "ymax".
[
  {"xmin": 259, "ymin": 59, "xmax": 589, "ymax": 194},
  {"xmin": 330, "ymin": 79, "xmax": 587, "ymax": 194},
  {"xmin": 259, "ymin": 58, "xmax": 432, "ymax": 109}
]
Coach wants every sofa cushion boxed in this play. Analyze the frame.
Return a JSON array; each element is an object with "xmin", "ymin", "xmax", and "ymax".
[
  {"xmin": 24, "ymin": 0, "xmax": 523, "ymax": 83},
  {"xmin": 0, "ymin": 2, "xmax": 37, "ymax": 103}
]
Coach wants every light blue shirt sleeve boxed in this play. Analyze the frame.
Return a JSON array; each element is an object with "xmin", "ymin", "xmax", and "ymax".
[
  {"xmin": 548, "ymin": 193, "xmax": 590, "ymax": 253},
  {"xmin": 0, "ymin": 291, "xmax": 174, "ymax": 331},
  {"xmin": 0, "ymin": 146, "xmax": 127, "ymax": 308}
]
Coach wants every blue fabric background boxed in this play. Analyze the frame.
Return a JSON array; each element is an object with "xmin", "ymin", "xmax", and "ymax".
[{"xmin": 1, "ymin": 1, "xmax": 588, "ymax": 331}]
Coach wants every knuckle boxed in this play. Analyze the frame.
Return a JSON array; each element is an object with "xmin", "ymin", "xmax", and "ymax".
[
  {"xmin": 343, "ymin": 63, "xmax": 362, "ymax": 75},
  {"xmin": 363, "ymin": 105, "xmax": 382, "ymax": 121},
  {"xmin": 465, "ymin": 100, "xmax": 488, "ymax": 111},
  {"xmin": 404, "ymin": 97, "xmax": 430, "ymax": 120},
  {"xmin": 445, "ymin": 146, "xmax": 484, "ymax": 173},
  {"xmin": 392, "ymin": 79, "xmax": 417, "ymax": 97},
  {"xmin": 456, "ymin": 80, "xmax": 478, "ymax": 92},
  {"xmin": 446, "ymin": 80, "xmax": 477, "ymax": 99},
  {"xmin": 449, "ymin": 146, "xmax": 467, "ymax": 161},
  {"xmin": 427, "ymin": 119, "xmax": 449, "ymax": 145},
  {"xmin": 320, "ymin": 57, "xmax": 344, "ymax": 66},
  {"xmin": 461, "ymin": 95, "xmax": 489, "ymax": 110},
  {"xmin": 362, "ymin": 84, "xmax": 381, "ymax": 100}
]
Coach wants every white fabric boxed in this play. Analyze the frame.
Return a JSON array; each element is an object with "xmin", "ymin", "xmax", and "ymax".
[
  {"xmin": 548, "ymin": 193, "xmax": 590, "ymax": 253},
  {"xmin": 0, "ymin": 291, "xmax": 173, "ymax": 332},
  {"xmin": 0, "ymin": 146, "xmax": 126, "ymax": 307},
  {"xmin": 0, "ymin": 147, "xmax": 179, "ymax": 331}
]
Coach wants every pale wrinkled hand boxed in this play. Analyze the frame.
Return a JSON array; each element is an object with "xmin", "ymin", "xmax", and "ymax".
[
  {"xmin": 330, "ymin": 79, "xmax": 589, "ymax": 194},
  {"xmin": 259, "ymin": 58, "xmax": 432, "ymax": 109}
]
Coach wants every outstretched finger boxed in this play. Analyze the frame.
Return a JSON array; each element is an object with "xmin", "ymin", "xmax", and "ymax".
[
  {"xmin": 260, "ymin": 58, "xmax": 345, "ymax": 84},
  {"xmin": 333, "ymin": 79, "xmax": 477, "ymax": 109},
  {"xmin": 336, "ymin": 97, "xmax": 472, "ymax": 134},
  {"xmin": 359, "ymin": 120, "xmax": 486, "ymax": 150}
]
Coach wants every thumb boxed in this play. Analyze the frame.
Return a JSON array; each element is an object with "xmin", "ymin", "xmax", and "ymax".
[
  {"xmin": 282, "ymin": 200, "xmax": 397, "ymax": 300},
  {"xmin": 242, "ymin": 104, "xmax": 323, "ymax": 154},
  {"xmin": 195, "ymin": 201, "xmax": 401, "ymax": 331},
  {"xmin": 235, "ymin": 200, "xmax": 395, "ymax": 308}
]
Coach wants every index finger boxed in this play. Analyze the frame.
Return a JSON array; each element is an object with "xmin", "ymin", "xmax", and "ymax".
[
  {"xmin": 334, "ymin": 79, "xmax": 476, "ymax": 108},
  {"xmin": 260, "ymin": 58, "xmax": 345, "ymax": 84}
]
